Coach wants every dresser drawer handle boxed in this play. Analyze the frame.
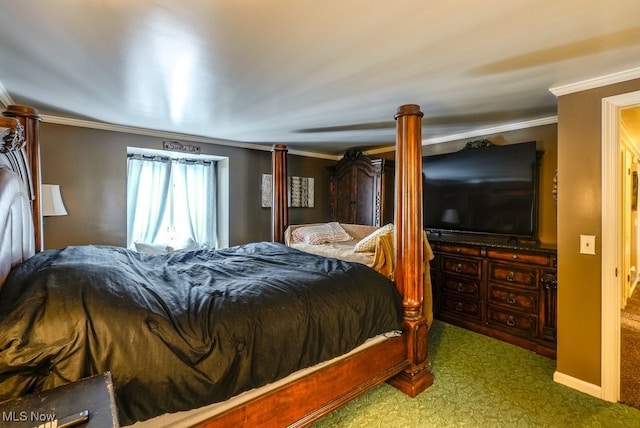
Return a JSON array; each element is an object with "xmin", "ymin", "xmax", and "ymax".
[
  {"xmin": 512, "ymin": 254, "xmax": 518, "ymax": 259},
  {"xmin": 507, "ymin": 294, "xmax": 517, "ymax": 304},
  {"xmin": 455, "ymin": 263, "xmax": 463, "ymax": 273},
  {"xmin": 457, "ymin": 282, "xmax": 464, "ymax": 292},
  {"xmin": 506, "ymin": 316, "xmax": 516, "ymax": 327},
  {"xmin": 506, "ymin": 271, "xmax": 516, "ymax": 282},
  {"xmin": 541, "ymin": 274, "xmax": 558, "ymax": 290},
  {"xmin": 455, "ymin": 302, "xmax": 464, "ymax": 312}
]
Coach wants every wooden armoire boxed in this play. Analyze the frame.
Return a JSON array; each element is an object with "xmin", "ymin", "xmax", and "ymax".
[{"xmin": 328, "ymin": 149, "xmax": 394, "ymax": 226}]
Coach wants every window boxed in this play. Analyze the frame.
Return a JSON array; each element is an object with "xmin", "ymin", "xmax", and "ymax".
[{"xmin": 127, "ymin": 149, "xmax": 227, "ymax": 251}]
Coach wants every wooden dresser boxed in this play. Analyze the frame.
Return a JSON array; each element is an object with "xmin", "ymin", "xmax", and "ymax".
[
  {"xmin": 328, "ymin": 149, "xmax": 394, "ymax": 226},
  {"xmin": 429, "ymin": 234, "xmax": 558, "ymax": 358}
]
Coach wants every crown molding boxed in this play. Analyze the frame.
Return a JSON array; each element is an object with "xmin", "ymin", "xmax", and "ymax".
[
  {"xmin": 0, "ymin": 81, "xmax": 14, "ymax": 107},
  {"xmin": 365, "ymin": 116, "xmax": 558, "ymax": 155},
  {"xmin": 550, "ymin": 67, "xmax": 640, "ymax": 97},
  {"xmin": 40, "ymin": 114, "xmax": 341, "ymax": 160},
  {"xmin": 28, "ymin": 108, "xmax": 557, "ymax": 160},
  {"xmin": 422, "ymin": 117, "xmax": 558, "ymax": 145}
]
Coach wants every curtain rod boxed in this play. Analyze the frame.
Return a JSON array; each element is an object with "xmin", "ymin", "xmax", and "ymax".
[{"xmin": 127, "ymin": 153, "xmax": 214, "ymax": 165}]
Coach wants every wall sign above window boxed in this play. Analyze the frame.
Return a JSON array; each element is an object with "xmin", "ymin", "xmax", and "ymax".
[{"xmin": 163, "ymin": 140, "xmax": 201, "ymax": 155}]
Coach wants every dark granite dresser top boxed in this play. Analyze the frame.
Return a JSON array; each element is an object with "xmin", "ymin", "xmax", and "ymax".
[{"xmin": 426, "ymin": 231, "xmax": 557, "ymax": 254}]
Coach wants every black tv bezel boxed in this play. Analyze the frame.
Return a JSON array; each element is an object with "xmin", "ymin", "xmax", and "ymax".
[{"xmin": 422, "ymin": 141, "xmax": 542, "ymax": 244}]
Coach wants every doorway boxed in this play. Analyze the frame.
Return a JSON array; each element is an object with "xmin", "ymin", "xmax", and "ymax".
[
  {"xmin": 619, "ymin": 106, "xmax": 640, "ymax": 408},
  {"xmin": 601, "ymin": 93, "xmax": 640, "ymax": 403}
]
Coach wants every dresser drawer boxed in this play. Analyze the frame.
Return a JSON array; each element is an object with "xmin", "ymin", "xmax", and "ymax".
[
  {"xmin": 442, "ymin": 256, "xmax": 481, "ymax": 279},
  {"xmin": 438, "ymin": 243, "xmax": 481, "ymax": 257},
  {"xmin": 486, "ymin": 248, "xmax": 550, "ymax": 266},
  {"xmin": 431, "ymin": 237, "xmax": 557, "ymax": 356},
  {"xmin": 488, "ymin": 262, "xmax": 537, "ymax": 288},
  {"xmin": 441, "ymin": 295, "xmax": 482, "ymax": 321},
  {"xmin": 487, "ymin": 307, "xmax": 538, "ymax": 338},
  {"xmin": 488, "ymin": 284, "xmax": 538, "ymax": 313},
  {"xmin": 443, "ymin": 276, "xmax": 481, "ymax": 298}
]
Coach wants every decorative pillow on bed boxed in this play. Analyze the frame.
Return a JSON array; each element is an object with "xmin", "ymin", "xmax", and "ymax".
[
  {"xmin": 134, "ymin": 242, "xmax": 173, "ymax": 254},
  {"xmin": 354, "ymin": 223, "xmax": 394, "ymax": 252},
  {"xmin": 292, "ymin": 222, "xmax": 353, "ymax": 245},
  {"xmin": 170, "ymin": 237, "xmax": 200, "ymax": 252}
]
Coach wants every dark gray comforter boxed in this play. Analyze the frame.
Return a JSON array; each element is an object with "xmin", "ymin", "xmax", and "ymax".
[{"xmin": 0, "ymin": 242, "xmax": 403, "ymax": 424}]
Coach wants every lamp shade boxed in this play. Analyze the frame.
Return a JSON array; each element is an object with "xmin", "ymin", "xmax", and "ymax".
[
  {"xmin": 41, "ymin": 184, "xmax": 68, "ymax": 216},
  {"xmin": 441, "ymin": 208, "xmax": 459, "ymax": 224}
]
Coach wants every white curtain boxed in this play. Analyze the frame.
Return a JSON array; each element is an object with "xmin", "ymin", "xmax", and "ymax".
[
  {"xmin": 172, "ymin": 159, "xmax": 217, "ymax": 249},
  {"xmin": 127, "ymin": 155, "xmax": 171, "ymax": 249},
  {"xmin": 127, "ymin": 155, "xmax": 218, "ymax": 250}
]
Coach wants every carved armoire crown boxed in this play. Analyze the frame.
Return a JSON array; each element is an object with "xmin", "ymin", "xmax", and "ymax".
[{"xmin": 328, "ymin": 149, "xmax": 394, "ymax": 226}]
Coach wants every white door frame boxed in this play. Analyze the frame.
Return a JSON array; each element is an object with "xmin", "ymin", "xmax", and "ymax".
[{"xmin": 601, "ymin": 90, "xmax": 640, "ymax": 402}]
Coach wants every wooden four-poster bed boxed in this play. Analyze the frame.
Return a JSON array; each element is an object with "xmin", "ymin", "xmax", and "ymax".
[{"xmin": 0, "ymin": 104, "xmax": 431, "ymax": 427}]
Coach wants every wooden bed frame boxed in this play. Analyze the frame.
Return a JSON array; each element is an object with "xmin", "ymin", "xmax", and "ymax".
[{"xmin": 0, "ymin": 103, "xmax": 432, "ymax": 426}]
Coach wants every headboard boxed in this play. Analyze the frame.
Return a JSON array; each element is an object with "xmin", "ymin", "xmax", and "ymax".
[{"xmin": 0, "ymin": 111, "xmax": 37, "ymax": 287}]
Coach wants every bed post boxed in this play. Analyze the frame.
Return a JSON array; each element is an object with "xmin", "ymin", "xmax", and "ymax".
[
  {"xmin": 388, "ymin": 104, "xmax": 433, "ymax": 396},
  {"xmin": 2, "ymin": 105, "xmax": 43, "ymax": 252},
  {"xmin": 271, "ymin": 144, "xmax": 288, "ymax": 243}
]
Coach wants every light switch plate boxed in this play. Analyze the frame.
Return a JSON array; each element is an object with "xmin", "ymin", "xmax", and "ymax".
[{"xmin": 580, "ymin": 234, "xmax": 596, "ymax": 255}]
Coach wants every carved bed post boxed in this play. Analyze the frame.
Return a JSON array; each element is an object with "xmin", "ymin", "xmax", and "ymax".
[
  {"xmin": 271, "ymin": 144, "xmax": 288, "ymax": 243},
  {"xmin": 2, "ymin": 105, "xmax": 42, "ymax": 252},
  {"xmin": 388, "ymin": 104, "xmax": 433, "ymax": 396}
]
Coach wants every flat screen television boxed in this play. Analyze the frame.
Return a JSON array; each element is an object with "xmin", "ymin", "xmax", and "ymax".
[{"xmin": 422, "ymin": 141, "xmax": 540, "ymax": 241}]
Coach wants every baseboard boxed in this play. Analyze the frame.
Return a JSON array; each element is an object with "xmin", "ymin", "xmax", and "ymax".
[{"xmin": 553, "ymin": 370, "xmax": 603, "ymax": 399}]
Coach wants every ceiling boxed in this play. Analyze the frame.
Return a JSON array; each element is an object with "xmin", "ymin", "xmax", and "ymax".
[{"xmin": 1, "ymin": 0, "xmax": 640, "ymax": 155}]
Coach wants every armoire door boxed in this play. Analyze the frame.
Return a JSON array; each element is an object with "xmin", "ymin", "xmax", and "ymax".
[{"xmin": 353, "ymin": 163, "xmax": 377, "ymax": 225}]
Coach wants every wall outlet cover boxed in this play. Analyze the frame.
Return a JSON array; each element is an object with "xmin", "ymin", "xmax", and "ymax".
[{"xmin": 580, "ymin": 234, "xmax": 596, "ymax": 255}]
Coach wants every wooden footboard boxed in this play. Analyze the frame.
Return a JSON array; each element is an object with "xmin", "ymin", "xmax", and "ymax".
[{"xmin": 196, "ymin": 335, "xmax": 407, "ymax": 428}]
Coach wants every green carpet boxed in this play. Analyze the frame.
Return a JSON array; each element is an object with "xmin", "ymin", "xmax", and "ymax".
[
  {"xmin": 312, "ymin": 320, "xmax": 640, "ymax": 427},
  {"xmin": 621, "ymin": 288, "xmax": 640, "ymax": 408}
]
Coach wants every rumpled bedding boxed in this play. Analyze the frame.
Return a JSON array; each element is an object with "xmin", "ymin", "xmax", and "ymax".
[{"xmin": 0, "ymin": 242, "xmax": 403, "ymax": 425}]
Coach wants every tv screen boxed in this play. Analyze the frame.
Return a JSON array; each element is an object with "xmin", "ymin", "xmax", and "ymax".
[{"xmin": 422, "ymin": 141, "xmax": 539, "ymax": 239}]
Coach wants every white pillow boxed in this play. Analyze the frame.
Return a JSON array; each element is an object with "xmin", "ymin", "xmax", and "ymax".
[
  {"xmin": 171, "ymin": 237, "xmax": 200, "ymax": 252},
  {"xmin": 292, "ymin": 222, "xmax": 353, "ymax": 245},
  {"xmin": 135, "ymin": 242, "xmax": 173, "ymax": 254},
  {"xmin": 354, "ymin": 223, "xmax": 394, "ymax": 252}
]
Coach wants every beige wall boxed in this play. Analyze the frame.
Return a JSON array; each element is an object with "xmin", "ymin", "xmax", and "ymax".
[
  {"xmin": 556, "ymin": 78, "xmax": 640, "ymax": 386},
  {"xmin": 39, "ymin": 123, "xmax": 334, "ymax": 249}
]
